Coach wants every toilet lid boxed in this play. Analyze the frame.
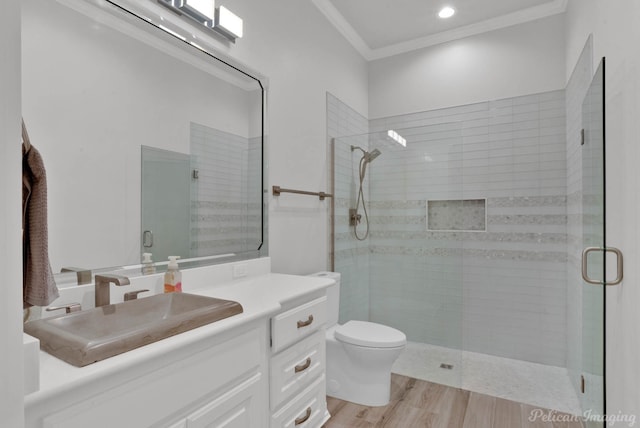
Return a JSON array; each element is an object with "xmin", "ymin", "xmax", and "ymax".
[{"xmin": 335, "ymin": 321, "xmax": 407, "ymax": 348}]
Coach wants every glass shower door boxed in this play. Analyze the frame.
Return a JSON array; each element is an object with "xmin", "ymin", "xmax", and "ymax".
[
  {"xmin": 331, "ymin": 125, "xmax": 464, "ymax": 390},
  {"xmin": 581, "ymin": 58, "xmax": 605, "ymax": 423}
]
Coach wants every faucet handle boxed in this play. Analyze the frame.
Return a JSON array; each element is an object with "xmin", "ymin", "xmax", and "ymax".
[
  {"xmin": 46, "ymin": 303, "xmax": 82, "ymax": 314},
  {"xmin": 124, "ymin": 289, "xmax": 150, "ymax": 301}
]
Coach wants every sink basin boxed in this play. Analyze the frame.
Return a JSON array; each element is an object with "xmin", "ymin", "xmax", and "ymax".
[{"xmin": 24, "ymin": 293, "xmax": 243, "ymax": 367}]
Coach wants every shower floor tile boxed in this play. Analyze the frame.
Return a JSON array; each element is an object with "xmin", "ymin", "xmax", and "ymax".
[{"xmin": 392, "ymin": 341, "xmax": 582, "ymax": 416}]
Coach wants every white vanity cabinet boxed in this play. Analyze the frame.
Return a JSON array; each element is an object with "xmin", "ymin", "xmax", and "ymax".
[
  {"xmin": 269, "ymin": 295, "xmax": 330, "ymax": 428},
  {"xmin": 166, "ymin": 372, "xmax": 263, "ymax": 428},
  {"xmin": 25, "ymin": 323, "xmax": 270, "ymax": 428},
  {"xmin": 25, "ymin": 271, "xmax": 335, "ymax": 428}
]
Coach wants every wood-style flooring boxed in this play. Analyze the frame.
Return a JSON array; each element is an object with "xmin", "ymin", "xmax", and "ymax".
[{"xmin": 323, "ymin": 374, "xmax": 584, "ymax": 428}]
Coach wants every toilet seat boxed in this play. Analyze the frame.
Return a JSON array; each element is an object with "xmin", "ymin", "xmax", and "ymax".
[{"xmin": 335, "ymin": 320, "xmax": 406, "ymax": 348}]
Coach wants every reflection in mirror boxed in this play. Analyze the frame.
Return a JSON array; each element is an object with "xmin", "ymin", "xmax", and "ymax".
[
  {"xmin": 141, "ymin": 124, "xmax": 262, "ymax": 263},
  {"xmin": 188, "ymin": 122, "xmax": 263, "ymax": 257},
  {"xmin": 141, "ymin": 147, "xmax": 191, "ymax": 263},
  {"xmin": 22, "ymin": 0, "xmax": 265, "ymax": 288}
]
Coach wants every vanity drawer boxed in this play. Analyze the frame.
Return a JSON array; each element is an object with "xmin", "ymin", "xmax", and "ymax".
[
  {"xmin": 271, "ymin": 297, "xmax": 326, "ymax": 353},
  {"xmin": 270, "ymin": 330, "xmax": 325, "ymax": 410},
  {"xmin": 271, "ymin": 375, "xmax": 329, "ymax": 428}
]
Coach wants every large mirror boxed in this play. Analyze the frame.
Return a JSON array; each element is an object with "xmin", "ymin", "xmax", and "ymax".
[{"xmin": 22, "ymin": 0, "xmax": 265, "ymax": 287}]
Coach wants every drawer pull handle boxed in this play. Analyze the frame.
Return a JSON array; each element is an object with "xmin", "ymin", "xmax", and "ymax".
[
  {"xmin": 294, "ymin": 357, "xmax": 312, "ymax": 373},
  {"xmin": 295, "ymin": 407, "xmax": 312, "ymax": 425},
  {"xmin": 297, "ymin": 315, "xmax": 314, "ymax": 328}
]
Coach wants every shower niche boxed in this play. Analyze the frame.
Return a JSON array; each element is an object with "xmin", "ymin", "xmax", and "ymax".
[{"xmin": 426, "ymin": 199, "xmax": 486, "ymax": 232}]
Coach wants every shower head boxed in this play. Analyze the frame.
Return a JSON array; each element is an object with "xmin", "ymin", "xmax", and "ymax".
[
  {"xmin": 351, "ymin": 145, "xmax": 382, "ymax": 163},
  {"xmin": 364, "ymin": 148, "xmax": 382, "ymax": 163}
]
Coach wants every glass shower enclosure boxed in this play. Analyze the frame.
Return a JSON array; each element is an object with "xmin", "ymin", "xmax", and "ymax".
[
  {"xmin": 580, "ymin": 58, "xmax": 606, "ymax": 422},
  {"xmin": 331, "ymin": 124, "xmax": 464, "ymax": 389},
  {"xmin": 329, "ymin": 78, "xmax": 606, "ymax": 421}
]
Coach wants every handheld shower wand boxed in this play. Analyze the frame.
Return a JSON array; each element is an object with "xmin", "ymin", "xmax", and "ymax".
[{"xmin": 350, "ymin": 146, "xmax": 382, "ymax": 240}]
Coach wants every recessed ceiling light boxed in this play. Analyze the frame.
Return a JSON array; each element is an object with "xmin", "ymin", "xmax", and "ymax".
[{"xmin": 438, "ymin": 6, "xmax": 455, "ymax": 19}]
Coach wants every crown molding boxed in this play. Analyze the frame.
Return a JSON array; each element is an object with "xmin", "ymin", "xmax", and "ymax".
[
  {"xmin": 310, "ymin": 0, "xmax": 372, "ymax": 58},
  {"xmin": 313, "ymin": 0, "xmax": 568, "ymax": 61}
]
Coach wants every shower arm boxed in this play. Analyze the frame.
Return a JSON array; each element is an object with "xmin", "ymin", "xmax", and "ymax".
[{"xmin": 351, "ymin": 145, "xmax": 367, "ymax": 155}]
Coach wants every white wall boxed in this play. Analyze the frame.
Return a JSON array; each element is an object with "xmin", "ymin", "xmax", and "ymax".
[
  {"xmin": 242, "ymin": 0, "xmax": 368, "ymax": 273},
  {"xmin": 368, "ymin": 14, "xmax": 566, "ymax": 119},
  {"xmin": 564, "ymin": 0, "xmax": 640, "ymax": 423},
  {"xmin": 0, "ymin": 0, "xmax": 24, "ymax": 425}
]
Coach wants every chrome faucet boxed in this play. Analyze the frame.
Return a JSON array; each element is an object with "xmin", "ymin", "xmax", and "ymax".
[{"xmin": 95, "ymin": 274, "xmax": 130, "ymax": 307}]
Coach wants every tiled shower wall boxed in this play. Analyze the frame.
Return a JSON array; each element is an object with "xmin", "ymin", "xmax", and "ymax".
[
  {"xmin": 190, "ymin": 123, "xmax": 262, "ymax": 257},
  {"xmin": 327, "ymin": 93, "xmax": 370, "ymax": 323},
  {"xmin": 368, "ymin": 91, "xmax": 568, "ymax": 366},
  {"xmin": 330, "ymin": 90, "xmax": 569, "ymax": 366}
]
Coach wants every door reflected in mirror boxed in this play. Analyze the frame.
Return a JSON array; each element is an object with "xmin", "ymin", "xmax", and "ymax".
[{"xmin": 141, "ymin": 123, "xmax": 262, "ymax": 264}]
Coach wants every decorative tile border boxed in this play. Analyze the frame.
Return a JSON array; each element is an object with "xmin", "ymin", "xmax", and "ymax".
[
  {"xmin": 191, "ymin": 226, "xmax": 260, "ymax": 235},
  {"xmin": 191, "ymin": 239, "xmax": 249, "ymax": 249},
  {"xmin": 191, "ymin": 214, "xmax": 261, "ymax": 222},
  {"xmin": 369, "ymin": 246, "xmax": 567, "ymax": 262},
  {"xmin": 488, "ymin": 195, "xmax": 567, "ymax": 207},
  {"xmin": 192, "ymin": 201, "xmax": 260, "ymax": 210},
  {"xmin": 334, "ymin": 247, "xmax": 371, "ymax": 259},
  {"xmin": 364, "ymin": 196, "xmax": 567, "ymax": 209},
  {"xmin": 369, "ymin": 200, "xmax": 427, "ymax": 209},
  {"xmin": 488, "ymin": 214, "xmax": 567, "ymax": 225},
  {"xmin": 370, "ymin": 215, "xmax": 427, "ymax": 225},
  {"xmin": 370, "ymin": 230, "xmax": 566, "ymax": 244}
]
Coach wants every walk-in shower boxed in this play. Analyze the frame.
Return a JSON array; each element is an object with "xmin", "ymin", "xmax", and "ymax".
[
  {"xmin": 327, "ymin": 54, "xmax": 606, "ymax": 418},
  {"xmin": 349, "ymin": 145, "xmax": 381, "ymax": 240}
]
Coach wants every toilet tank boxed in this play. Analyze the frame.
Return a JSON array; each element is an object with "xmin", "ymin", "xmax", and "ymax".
[{"xmin": 308, "ymin": 271, "xmax": 341, "ymax": 327}]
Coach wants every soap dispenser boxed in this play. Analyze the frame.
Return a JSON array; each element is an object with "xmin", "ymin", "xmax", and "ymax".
[
  {"xmin": 142, "ymin": 252, "xmax": 156, "ymax": 275},
  {"xmin": 164, "ymin": 256, "xmax": 182, "ymax": 293}
]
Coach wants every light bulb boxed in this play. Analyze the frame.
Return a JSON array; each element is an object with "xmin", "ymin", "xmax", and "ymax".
[{"xmin": 438, "ymin": 6, "xmax": 455, "ymax": 19}]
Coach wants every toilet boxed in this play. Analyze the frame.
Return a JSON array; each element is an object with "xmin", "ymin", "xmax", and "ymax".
[{"xmin": 309, "ymin": 272, "xmax": 406, "ymax": 407}]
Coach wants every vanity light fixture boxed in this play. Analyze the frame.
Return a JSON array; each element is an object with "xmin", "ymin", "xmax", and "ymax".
[
  {"xmin": 215, "ymin": 6, "xmax": 243, "ymax": 40},
  {"xmin": 174, "ymin": 0, "xmax": 215, "ymax": 27},
  {"xmin": 158, "ymin": 0, "xmax": 244, "ymax": 42},
  {"xmin": 438, "ymin": 6, "xmax": 455, "ymax": 19},
  {"xmin": 387, "ymin": 130, "xmax": 407, "ymax": 147}
]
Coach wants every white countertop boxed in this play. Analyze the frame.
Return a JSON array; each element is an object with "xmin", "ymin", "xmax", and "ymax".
[{"xmin": 25, "ymin": 272, "xmax": 334, "ymax": 409}]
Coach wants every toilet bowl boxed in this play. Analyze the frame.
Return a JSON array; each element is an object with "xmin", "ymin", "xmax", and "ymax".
[{"xmin": 309, "ymin": 272, "xmax": 406, "ymax": 407}]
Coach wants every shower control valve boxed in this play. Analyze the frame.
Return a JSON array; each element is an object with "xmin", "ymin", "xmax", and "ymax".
[{"xmin": 349, "ymin": 208, "xmax": 362, "ymax": 226}]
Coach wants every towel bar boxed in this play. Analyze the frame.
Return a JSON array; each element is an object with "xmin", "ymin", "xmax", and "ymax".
[{"xmin": 272, "ymin": 185, "xmax": 333, "ymax": 200}]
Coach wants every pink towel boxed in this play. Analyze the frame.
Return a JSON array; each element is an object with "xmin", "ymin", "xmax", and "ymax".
[{"xmin": 23, "ymin": 144, "xmax": 59, "ymax": 308}]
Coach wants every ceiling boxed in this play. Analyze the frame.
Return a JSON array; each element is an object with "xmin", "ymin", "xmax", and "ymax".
[{"xmin": 312, "ymin": 0, "xmax": 567, "ymax": 60}]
